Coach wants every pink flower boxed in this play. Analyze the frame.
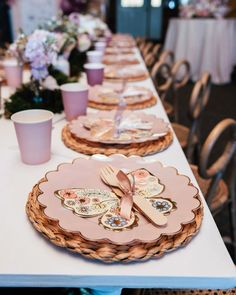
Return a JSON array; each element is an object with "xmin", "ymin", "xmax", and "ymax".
[
  {"xmin": 25, "ymin": 29, "xmax": 58, "ymax": 80},
  {"xmin": 133, "ymin": 169, "xmax": 150, "ymax": 180},
  {"xmin": 69, "ymin": 12, "xmax": 80, "ymax": 26},
  {"xmin": 61, "ymin": 189, "xmax": 77, "ymax": 199},
  {"xmin": 76, "ymin": 196, "xmax": 90, "ymax": 205}
]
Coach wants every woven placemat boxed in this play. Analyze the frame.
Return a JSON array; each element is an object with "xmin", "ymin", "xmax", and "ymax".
[
  {"xmin": 61, "ymin": 125, "xmax": 173, "ymax": 156},
  {"xmin": 88, "ymin": 96, "xmax": 157, "ymax": 110},
  {"xmin": 104, "ymin": 73, "xmax": 149, "ymax": 83},
  {"xmin": 103, "ymin": 60, "xmax": 140, "ymax": 66},
  {"xmin": 26, "ymin": 178, "xmax": 203, "ymax": 263}
]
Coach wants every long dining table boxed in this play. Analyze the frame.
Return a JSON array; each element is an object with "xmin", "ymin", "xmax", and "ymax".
[{"xmin": 0, "ymin": 45, "xmax": 236, "ymax": 295}]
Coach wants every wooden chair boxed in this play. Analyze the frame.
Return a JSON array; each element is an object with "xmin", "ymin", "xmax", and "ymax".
[
  {"xmin": 190, "ymin": 118, "xmax": 236, "ymax": 258},
  {"xmin": 151, "ymin": 59, "xmax": 190, "ymax": 119},
  {"xmin": 151, "ymin": 61, "xmax": 173, "ymax": 116},
  {"xmin": 191, "ymin": 118, "xmax": 236, "ymax": 215},
  {"xmin": 141, "ymin": 41, "xmax": 154, "ymax": 58},
  {"xmin": 159, "ymin": 50, "xmax": 175, "ymax": 66},
  {"xmin": 171, "ymin": 59, "xmax": 191, "ymax": 122},
  {"xmin": 138, "ymin": 39, "xmax": 147, "ymax": 52},
  {"xmin": 135, "ymin": 36, "xmax": 145, "ymax": 47},
  {"xmin": 144, "ymin": 44, "xmax": 162, "ymax": 71},
  {"xmin": 172, "ymin": 73, "xmax": 211, "ymax": 163}
]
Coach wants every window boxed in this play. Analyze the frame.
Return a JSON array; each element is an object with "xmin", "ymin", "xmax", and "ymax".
[
  {"xmin": 180, "ymin": 0, "xmax": 189, "ymax": 4},
  {"xmin": 121, "ymin": 0, "xmax": 144, "ymax": 7},
  {"xmin": 151, "ymin": 0, "xmax": 162, "ymax": 7}
]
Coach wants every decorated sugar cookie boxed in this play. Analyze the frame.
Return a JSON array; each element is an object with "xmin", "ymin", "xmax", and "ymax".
[
  {"xmin": 99, "ymin": 207, "xmax": 138, "ymax": 231},
  {"xmin": 55, "ymin": 188, "xmax": 119, "ymax": 218},
  {"xmin": 130, "ymin": 169, "xmax": 165, "ymax": 198}
]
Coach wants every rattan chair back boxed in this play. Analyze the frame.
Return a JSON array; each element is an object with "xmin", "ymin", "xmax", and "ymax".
[
  {"xmin": 139, "ymin": 39, "xmax": 147, "ymax": 52},
  {"xmin": 185, "ymin": 79, "xmax": 205, "ymax": 161},
  {"xmin": 135, "ymin": 36, "xmax": 145, "ymax": 47},
  {"xmin": 159, "ymin": 50, "xmax": 174, "ymax": 66},
  {"xmin": 144, "ymin": 44, "xmax": 162, "ymax": 71},
  {"xmin": 151, "ymin": 59, "xmax": 190, "ymax": 119},
  {"xmin": 198, "ymin": 118, "xmax": 236, "ymax": 209},
  {"xmin": 171, "ymin": 59, "xmax": 191, "ymax": 122},
  {"xmin": 142, "ymin": 42, "xmax": 154, "ymax": 58},
  {"xmin": 151, "ymin": 61, "xmax": 172, "ymax": 102}
]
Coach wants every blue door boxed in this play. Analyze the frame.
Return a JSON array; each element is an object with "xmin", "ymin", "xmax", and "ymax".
[{"xmin": 116, "ymin": 0, "xmax": 163, "ymax": 39}]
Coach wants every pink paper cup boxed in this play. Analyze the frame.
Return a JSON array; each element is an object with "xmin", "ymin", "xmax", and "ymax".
[
  {"xmin": 84, "ymin": 63, "xmax": 104, "ymax": 86},
  {"xmin": 94, "ymin": 41, "xmax": 107, "ymax": 53},
  {"xmin": 60, "ymin": 83, "xmax": 88, "ymax": 121},
  {"xmin": 86, "ymin": 51, "xmax": 103, "ymax": 63},
  {"xmin": 11, "ymin": 109, "xmax": 54, "ymax": 165},
  {"xmin": 3, "ymin": 59, "xmax": 23, "ymax": 88}
]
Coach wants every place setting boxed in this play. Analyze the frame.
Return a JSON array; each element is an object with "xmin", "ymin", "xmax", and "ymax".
[
  {"xmin": 59, "ymin": 75, "xmax": 170, "ymax": 156},
  {"xmin": 62, "ymin": 108, "xmax": 173, "ymax": 156},
  {"xmin": 26, "ymin": 154, "xmax": 203, "ymax": 263},
  {"xmin": 108, "ymin": 34, "xmax": 136, "ymax": 49},
  {"xmin": 88, "ymin": 81, "xmax": 157, "ymax": 110},
  {"xmin": 104, "ymin": 65, "xmax": 149, "ymax": 82},
  {"xmin": 105, "ymin": 47, "xmax": 135, "ymax": 55},
  {"xmin": 102, "ymin": 54, "xmax": 140, "ymax": 65}
]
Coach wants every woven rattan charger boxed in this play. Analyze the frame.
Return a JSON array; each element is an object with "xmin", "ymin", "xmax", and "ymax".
[
  {"xmin": 26, "ymin": 177, "xmax": 203, "ymax": 263},
  {"xmin": 62, "ymin": 124, "xmax": 173, "ymax": 156},
  {"xmin": 104, "ymin": 73, "xmax": 149, "ymax": 83},
  {"xmin": 88, "ymin": 95, "xmax": 157, "ymax": 110}
]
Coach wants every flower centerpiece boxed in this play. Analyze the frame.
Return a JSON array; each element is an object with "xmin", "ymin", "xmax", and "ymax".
[
  {"xmin": 25, "ymin": 29, "xmax": 58, "ymax": 103},
  {"xmin": 179, "ymin": 0, "xmax": 230, "ymax": 19},
  {"xmin": 4, "ymin": 29, "xmax": 74, "ymax": 118},
  {"xmin": 8, "ymin": 32, "xmax": 28, "ymax": 66},
  {"xmin": 78, "ymin": 13, "xmax": 112, "ymax": 41},
  {"xmin": 43, "ymin": 12, "xmax": 92, "ymax": 76},
  {"xmin": 4, "ymin": 12, "xmax": 111, "ymax": 118}
]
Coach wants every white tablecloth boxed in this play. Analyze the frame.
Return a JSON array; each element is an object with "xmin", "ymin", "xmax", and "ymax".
[
  {"xmin": 0, "ymin": 49, "xmax": 236, "ymax": 291},
  {"xmin": 164, "ymin": 18, "xmax": 236, "ymax": 84}
]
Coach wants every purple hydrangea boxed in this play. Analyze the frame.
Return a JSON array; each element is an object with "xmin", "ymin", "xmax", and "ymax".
[{"xmin": 25, "ymin": 30, "xmax": 58, "ymax": 80}]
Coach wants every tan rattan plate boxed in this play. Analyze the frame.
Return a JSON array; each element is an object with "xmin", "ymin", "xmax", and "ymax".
[
  {"xmin": 88, "ymin": 95, "xmax": 157, "ymax": 110},
  {"xmin": 26, "ymin": 178, "xmax": 203, "ymax": 263},
  {"xmin": 104, "ymin": 73, "xmax": 149, "ymax": 82},
  {"xmin": 61, "ymin": 125, "xmax": 173, "ymax": 156}
]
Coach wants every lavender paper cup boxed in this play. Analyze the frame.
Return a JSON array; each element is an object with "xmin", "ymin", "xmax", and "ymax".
[
  {"xmin": 11, "ymin": 109, "xmax": 53, "ymax": 165},
  {"xmin": 60, "ymin": 83, "xmax": 88, "ymax": 121},
  {"xmin": 84, "ymin": 63, "xmax": 104, "ymax": 86},
  {"xmin": 3, "ymin": 59, "xmax": 23, "ymax": 88},
  {"xmin": 86, "ymin": 51, "xmax": 103, "ymax": 63},
  {"xmin": 94, "ymin": 41, "xmax": 107, "ymax": 53}
]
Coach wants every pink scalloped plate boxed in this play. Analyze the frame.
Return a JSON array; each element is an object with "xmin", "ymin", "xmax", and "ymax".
[
  {"xmin": 38, "ymin": 155, "xmax": 202, "ymax": 246},
  {"xmin": 89, "ymin": 84, "xmax": 154, "ymax": 105},
  {"xmin": 69, "ymin": 110, "xmax": 170, "ymax": 144},
  {"xmin": 105, "ymin": 47, "xmax": 134, "ymax": 55},
  {"xmin": 104, "ymin": 65, "xmax": 148, "ymax": 80},
  {"xmin": 103, "ymin": 54, "xmax": 139, "ymax": 65}
]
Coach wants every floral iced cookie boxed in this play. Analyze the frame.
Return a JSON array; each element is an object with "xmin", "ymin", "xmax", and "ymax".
[
  {"xmin": 130, "ymin": 169, "xmax": 165, "ymax": 198},
  {"xmin": 99, "ymin": 208, "xmax": 138, "ymax": 231},
  {"xmin": 149, "ymin": 198, "xmax": 177, "ymax": 215},
  {"xmin": 55, "ymin": 188, "xmax": 119, "ymax": 217},
  {"xmin": 129, "ymin": 169, "xmax": 177, "ymax": 215}
]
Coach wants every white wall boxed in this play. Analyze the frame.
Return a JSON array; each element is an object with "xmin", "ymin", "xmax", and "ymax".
[{"xmin": 10, "ymin": 0, "xmax": 61, "ymax": 39}]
